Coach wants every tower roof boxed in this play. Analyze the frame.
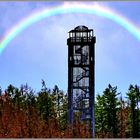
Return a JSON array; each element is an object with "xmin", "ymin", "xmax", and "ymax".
[
  {"xmin": 74, "ymin": 25, "xmax": 88, "ymax": 31},
  {"xmin": 69, "ymin": 25, "xmax": 93, "ymax": 33}
]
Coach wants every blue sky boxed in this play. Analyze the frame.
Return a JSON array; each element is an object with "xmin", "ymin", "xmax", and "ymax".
[{"xmin": 0, "ymin": 1, "xmax": 140, "ymax": 97}]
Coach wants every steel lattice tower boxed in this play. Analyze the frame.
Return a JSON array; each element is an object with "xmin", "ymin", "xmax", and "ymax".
[{"xmin": 67, "ymin": 25, "xmax": 96, "ymax": 137}]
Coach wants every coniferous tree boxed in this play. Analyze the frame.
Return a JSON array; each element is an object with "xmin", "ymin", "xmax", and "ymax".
[
  {"xmin": 95, "ymin": 84, "xmax": 120, "ymax": 138},
  {"xmin": 52, "ymin": 85, "xmax": 68, "ymax": 130},
  {"xmin": 117, "ymin": 94, "xmax": 129, "ymax": 138},
  {"xmin": 36, "ymin": 80, "xmax": 54, "ymax": 122},
  {"xmin": 59, "ymin": 93, "xmax": 68, "ymax": 130},
  {"xmin": 103, "ymin": 84, "xmax": 120, "ymax": 138},
  {"xmin": 1, "ymin": 82, "xmax": 140, "ymax": 138},
  {"xmin": 126, "ymin": 84, "xmax": 140, "ymax": 138},
  {"xmin": 95, "ymin": 94, "xmax": 106, "ymax": 137}
]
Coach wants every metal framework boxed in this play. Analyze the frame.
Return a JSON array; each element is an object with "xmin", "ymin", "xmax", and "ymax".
[{"xmin": 67, "ymin": 25, "xmax": 96, "ymax": 137}]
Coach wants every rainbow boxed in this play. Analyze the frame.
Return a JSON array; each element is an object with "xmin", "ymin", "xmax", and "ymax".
[{"xmin": 0, "ymin": 2, "xmax": 140, "ymax": 54}]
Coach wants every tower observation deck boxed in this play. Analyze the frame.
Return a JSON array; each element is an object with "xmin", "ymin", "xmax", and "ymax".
[{"xmin": 67, "ymin": 25, "xmax": 96, "ymax": 137}]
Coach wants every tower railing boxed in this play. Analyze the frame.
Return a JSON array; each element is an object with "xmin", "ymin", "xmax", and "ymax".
[{"xmin": 68, "ymin": 37, "xmax": 93, "ymax": 43}]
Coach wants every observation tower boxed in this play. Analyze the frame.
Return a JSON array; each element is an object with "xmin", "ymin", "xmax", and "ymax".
[{"xmin": 67, "ymin": 25, "xmax": 96, "ymax": 137}]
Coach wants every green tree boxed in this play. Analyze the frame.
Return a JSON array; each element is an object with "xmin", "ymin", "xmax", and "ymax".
[
  {"xmin": 117, "ymin": 93, "xmax": 130, "ymax": 138},
  {"xmin": 58, "ymin": 93, "xmax": 68, "ymax": 130},
  {"xmin": 126, "ymin": 84, "xmax": 140, "ymax": 138},
  {"xmin": 95, "ymin": 84, "xmax": 120, "ymax": 138},
  {"xmin": 103, "ymin": 84, "xmax": 120, "ymax": 137},
  {"xmin": 95, "ymin": 94, "xmax": 106, "ymax": 137},
  {"xmin": 36, "ymin": 80, "xmax": 54, "ymax": 122},
  {"xmin": 51, "ymin": 85, "xmax": 68, "ymax": 130},
  {"xmin": 6, "ymin": 84, "xmax": 26, "ymax": 110}
]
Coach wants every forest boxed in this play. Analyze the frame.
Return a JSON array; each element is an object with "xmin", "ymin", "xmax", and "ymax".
[{"xmin": 0, "ymin": 80, "xmax": 140, "ymax": 138}]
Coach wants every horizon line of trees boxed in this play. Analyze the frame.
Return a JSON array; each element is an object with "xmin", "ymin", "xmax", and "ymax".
[{"xmin": 0, "ymin": 80, "xmax": 140, "ymax": 138}]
